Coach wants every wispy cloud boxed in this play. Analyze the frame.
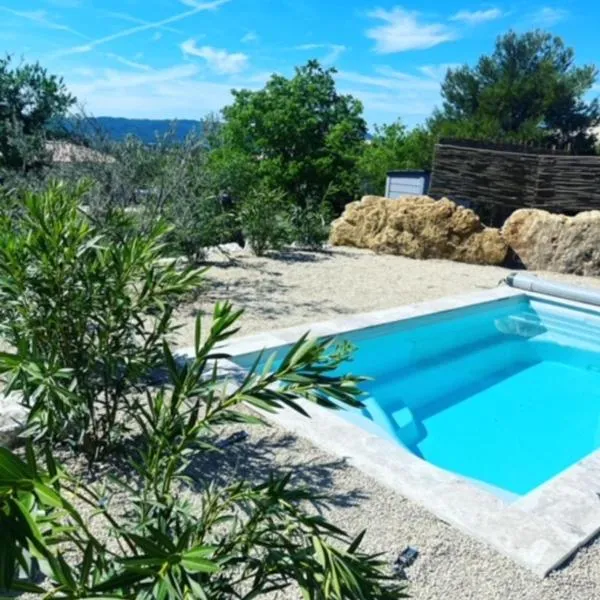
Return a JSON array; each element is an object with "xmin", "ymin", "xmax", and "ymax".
[
  {"xmin": 418, "ymin": 63, "xmax": 461, "ymax": 80},
  {"xmin": 1, "ymin": 7, "xmax": 87, "ymax": 38},
  {"xmin": 73, "ymin": 64, "xmax": 201, "ymax": 92},
  {"xmin": 366, "ymin": 7, "xmax": 456, "ymax": 53},
  {"xmin": 337, "ymin": 67, "xmax": 443, "ymax": 121},
  {"xmin": 72, "ymin": 66, "xmax": 94, "ymax": 77},
  {"xmin": 181, "ymin": 39, "xmax": 248, "ymax": 74},
  {"xmin": 103, "ymin": 11, "xmax": 182, "ymax": 34},
  {"xmin": 52, "ymin": 1, "xmax": 231, "ymax": 58},
  {"xmin": 295, "ymin": 43, "xmax": 346, "ymax": 64},
  {"xmin": 241, "ymin": 31, "xmax": 259, "ymax": 43},
  {"xmin": 66, "ymin": 63, "xmax": 264, "ymax": 119},
  {"xmin": 152, "ymin": 31, "xmax": 163, "ymax": 41},
  {"xmin": 530, "ymin": 7, "xmax": 569, "ymax": 27},
  {"xmin": 343, "ymin": 88, "xmax": 435, "ymax": 117},
  {"xmin": 179, "ymin": 0, "xmax": 230, "ymax": 8},
  {"xmin": 105, "ymin": 53, "xmax": 152, "ymax": 71},
  {"xmin": 46, "ymin": 0, "xmax": 82, "ymax": 7},
  {"xmin": 337, "ymin": 68, "xmax": 439, "ymax": 91},
  {"xmin": 450, "ymin": 8, "xmax": 503, "ymax": 25}
]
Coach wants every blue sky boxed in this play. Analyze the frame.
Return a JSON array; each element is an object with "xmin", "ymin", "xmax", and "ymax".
[{"xmin": 0, "ymin": 0, "xmax": 595, "ymax": 127}]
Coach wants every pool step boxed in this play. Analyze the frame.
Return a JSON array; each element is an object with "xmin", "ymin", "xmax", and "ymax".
[
  {"xmin": 526, "ymin": 309, "xmax": 600, "ymax": 346},
  {"xmin": 362, "ymin": 398, "xmax": 425, "ymax": 446}
]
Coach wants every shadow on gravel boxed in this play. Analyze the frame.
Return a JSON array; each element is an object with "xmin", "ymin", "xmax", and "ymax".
[
  {"xmin": 266, "ymin": 248, "xmax": 364, "ymax": 264},
  {"xmin": 186, "ymin": 430, "xmax": 369, "ymax": 510},
  {"xmin": 267, "ymin": 250, "xmax": 334, "ymax": 263},
  {"xmin": 191, "ymin": 276, "xmax": 348, "ymax": 322}
]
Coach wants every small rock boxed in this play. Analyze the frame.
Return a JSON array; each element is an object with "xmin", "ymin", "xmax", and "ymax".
[{"xmin": 0, "ymin": 393, "xmax": 27, "ymax": 447}]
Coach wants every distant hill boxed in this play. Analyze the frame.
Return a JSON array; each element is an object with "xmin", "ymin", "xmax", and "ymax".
[{"xmin": 63, "ymin": 117, "xmax": 205, "ymax": 144}]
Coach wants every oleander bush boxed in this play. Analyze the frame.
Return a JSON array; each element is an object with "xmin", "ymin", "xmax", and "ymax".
[
  {"xmin": 0, "ymin": 181, "xmax": 204, "ymax": 458},
  {"xmin": 238, "ymin": 183, "xmax": 292, "ymax": 255},
  {"xmin": 0, "ymin": 181, "xmax": 408, "ymax": 599},
  {"xmin": 0, "ymin": 309, "xmax": 407, "ymax": 598},
  {"xmin": 290, "ymin": 199, "xmax": 333, "ymax": 250}
]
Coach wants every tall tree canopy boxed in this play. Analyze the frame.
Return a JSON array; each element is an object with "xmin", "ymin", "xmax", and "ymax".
[
  {"xmin": 431, "ymin": 31, "xmax": 600, "ymax": 153},
  {"xmin": 0, "ymin": 56, "xmax": 75, "ymax": 172},
  {"xmin": 215, "ymin": 60, "xmax": 367, "ymax": 211}
]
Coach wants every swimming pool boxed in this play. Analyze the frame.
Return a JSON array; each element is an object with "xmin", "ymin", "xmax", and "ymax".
[
  {"xmin": 234, "ymin": 295, "xmax": 600, "ymax": 496},
  {"xmin": 203, "ymin": 286, "xmax": 600, "ymax": 575}
]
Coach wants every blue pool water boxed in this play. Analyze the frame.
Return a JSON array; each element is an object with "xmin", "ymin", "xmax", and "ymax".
[{"xmin": 234, "ymin": 296, "xmax": 600, "ymax": 496}]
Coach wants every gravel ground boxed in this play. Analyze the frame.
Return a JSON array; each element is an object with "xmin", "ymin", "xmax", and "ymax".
[{"xmin": 173, "ymin": 247, "xmax": 600, "ymax": 599}]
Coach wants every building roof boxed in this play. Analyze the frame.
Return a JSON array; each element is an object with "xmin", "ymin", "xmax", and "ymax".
[{"xmin": 45, "ymin": 141, "xmax": 116, "ymax": 164}]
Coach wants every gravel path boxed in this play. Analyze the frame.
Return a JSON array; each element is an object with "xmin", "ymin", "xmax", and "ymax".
[{"xmin": 174, "ymin": 247, "xmax": 600, "ymax": 599}]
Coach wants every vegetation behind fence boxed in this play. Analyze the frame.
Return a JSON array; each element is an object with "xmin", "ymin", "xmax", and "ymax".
[{"xmin": 429, "ymin": 140, "xmax": 600, "ymax": 223}]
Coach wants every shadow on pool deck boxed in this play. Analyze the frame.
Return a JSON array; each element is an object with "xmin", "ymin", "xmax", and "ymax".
[{"xmin": 185, "ymin": 431, "xmax": 370, "ymax": 510}]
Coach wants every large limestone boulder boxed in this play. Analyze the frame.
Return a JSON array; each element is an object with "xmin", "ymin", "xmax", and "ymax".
[
  {"xmin": 330, "ymin": 195, "xmax": 507, "ymax": 265},
  {"xmin": 502, "ymin": 209, "xmax": 600, "ymax": 275}
]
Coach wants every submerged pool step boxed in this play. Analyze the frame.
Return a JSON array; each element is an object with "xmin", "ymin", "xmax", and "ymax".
[
  {"xmin": 528, "ymin": 309, "xmax": 600, "ymax": 346},
  {"xmin": 362, "ymin": 397, "xmax": 425, "ymax": 446}
]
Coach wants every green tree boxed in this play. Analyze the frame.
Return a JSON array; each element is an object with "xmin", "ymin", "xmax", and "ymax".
[
  {"xmin": 218, "ymin": 60, "xmax": 367, "ymax": 212},
  {"xmin": 359, "ymin": 121, "xmax": 434, "ymax": 195},
  {"xmin": 431, "ymin": 30, "xmax": 600, "ymax": 153},
  {"xmin": 0, "ymin": 56, "xmax": 75, "ymax": 172}
]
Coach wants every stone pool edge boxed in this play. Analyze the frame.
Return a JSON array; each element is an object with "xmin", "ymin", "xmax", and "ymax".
[{"xmin": 178, "ymin": 285, "xmax": 600, "ymax": 577}]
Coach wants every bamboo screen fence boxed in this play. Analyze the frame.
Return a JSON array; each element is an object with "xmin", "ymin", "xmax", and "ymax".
[{"xmin": 429, "ymin": 139, "xmax": 600, "ymax": 220}]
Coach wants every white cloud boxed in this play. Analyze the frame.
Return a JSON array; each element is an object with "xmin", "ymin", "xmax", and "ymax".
[
  {"xmin": 366, "ymin": 7, "xmax": 456, "ymax": 53},
  {"xmin": 65, "ymin": 59, "xmax": 436, "ymax": 125},
  {"xmin": 1, "ymin": 7, "xmax": 87, "ymax": 38},
  {"xmin": 105, "ymin": 53, "xmax": 152, "ymax": 71},
  {"xmin": 418, "ymin": 63, "xmax": 461, "ymax": 80},
  {"xmin": 65, "ymin": 44, "xmax": 93, "ymax": 55},
  {"xmin": 450, "ymin": 8, "xmax": 503, "ymax": 25},
  {"xmin": 241, "ymin": 31, "xmax": 258, "ymax": 43},
  {"xmin": 295, "ymin": 43, "xmax": 346, "ymax": 64},
  {"xmin": 181, "ymin": 39, "xmax": 248, "ymax": 74},
  {"xmin": 65, "ymin": 63, "xmax": 262, "ymax": 119},
  {"xmin": 52, "ymin": 1, "xmax": 231, "ymax": 58},
  {"xmin": 71, "ymin": 64, "xmax": 200, "ymax": 91},
  {"xmin": 531, "ymin": 7, "xmax": 569, "ymax": 26},
  {"xmin": 336, "ymin": 67, "xmax": 445, "ymax": 123}
]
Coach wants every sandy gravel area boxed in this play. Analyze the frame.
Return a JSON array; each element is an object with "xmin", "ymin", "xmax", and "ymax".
[
  {"xmin": 177, "ymin": 246, "xmax": 600, "ymax": 340},
  {"xmin": 173, "ymin": 247, "xmax": 600, "ymax": 600}
]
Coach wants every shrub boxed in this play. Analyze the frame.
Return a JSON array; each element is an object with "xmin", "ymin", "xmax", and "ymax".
[
  {"xmin": 166, "ymin": 194, "xmax": 237, "ymax": 263},
  {"xmin": 0, "ymin": 181, "xmax": 410, "ymax": 599},
  {"xmin": 0, "ymin": 304, "xmax": 408, "ymax": 599},
  {"xmin": 290, "ymin": 199, "xmax": 333, "ymax": 249},
  {"xmin": 0, "ymin": 181, "xmax": 203, "ymax": 458},
  {"xmin": 239, "ymin": 183, "xmax": 291, "ymax": 255}
]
